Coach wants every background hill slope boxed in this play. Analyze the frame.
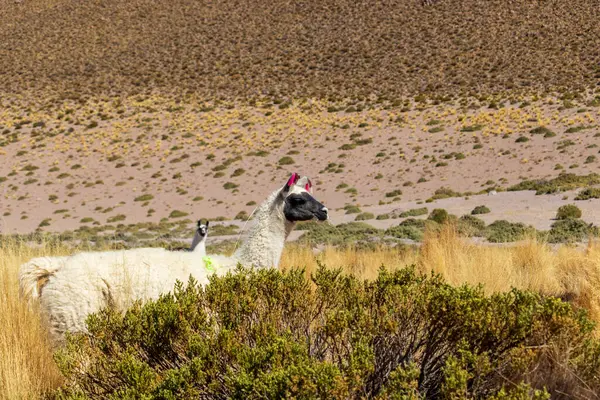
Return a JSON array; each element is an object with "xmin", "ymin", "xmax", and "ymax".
[{"xmin": 1, "ymin": 0, "xmax": 599, "ymax": 99}]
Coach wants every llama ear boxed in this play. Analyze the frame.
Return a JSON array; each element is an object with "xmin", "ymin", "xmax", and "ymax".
[
  {"xmin": 284, "ymin": 172, "xmax": 300, "ymax": 191},
  {"xmin": 197, "ymin": 219, "xmax": 202, "ymax": 228},
  {"xmin": 305, "ymin": 178, "xmax": 313, "ymax": 192},
  {"xmin": 206, "ymin": 220, "xmax": 209, "ymax": 228},
  {"xmin": 296, "ymin": 176, "xmax": 312, "ymax": 193}
]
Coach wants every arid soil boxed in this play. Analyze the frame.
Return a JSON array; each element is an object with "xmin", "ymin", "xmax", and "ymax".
[
  {"xmin": 1, "ymin": 0, "xmax": 600, "ymax": 236},
  {"xmin": 1, "ymin": 98, "xmax": 599, "ymax": 235}
]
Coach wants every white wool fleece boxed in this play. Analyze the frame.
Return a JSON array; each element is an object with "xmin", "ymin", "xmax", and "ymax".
[{"xmin": 20, "ymin": 175, "xmax": 314, "ymax": 343}]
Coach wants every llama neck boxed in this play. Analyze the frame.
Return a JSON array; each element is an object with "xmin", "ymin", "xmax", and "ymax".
[
  {"xmin": 234, "ymin": 190, "xmax": 295, "ymax": 268},
  {"xmin": 190, "ymin": 232, "xmax": 205, "ymax": 254}
]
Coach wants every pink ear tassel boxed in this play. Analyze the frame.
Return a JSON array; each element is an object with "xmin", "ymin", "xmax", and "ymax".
[
  {"xmin": 286, "ymin": 172, "xmax": 299, "ymax": 188},
  {"xmin": 304, "ymin": 179, "xmax": 313, "ymax": 192}
]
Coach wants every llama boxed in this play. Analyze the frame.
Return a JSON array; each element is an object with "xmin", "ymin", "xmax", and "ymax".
[
  {"xmin": 190, "ymin": 219, "xmax": 209, "ymax": 253},
  {"xmin": 20, "ymin": 220, "xmax": 210, "ymax": 301},
  {"xmin": 20, "ymin": 173, "xmax": 327, "ymax": 343}
]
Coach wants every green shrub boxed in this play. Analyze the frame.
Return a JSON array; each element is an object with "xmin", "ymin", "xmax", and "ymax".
[
  {"xmin": 471, "ymin": 205, "xmax": 491, "ymax": 215},
  {"xmin": 557, "ymin": 139, "xmax": 576, "ymax": 150},
  {"xmin": 457, "ymin": 215, "xmax": 486, "ymax": 237},
  {"xmin": 556, "ymin": 204, "xmax": 582, "ymax": 220},
  {"xmin": 384, "ymin": 225, "xmax": 424, "ymax": 241},
  {"xmin": 22, "ymin": 164, "xmax": 39, "ymax": 171},
  {"xmin": 197, "ymin": 225, "xmax": 233, "ymax": 238},
  {"xmin": 53, "ymin": 267, "xmax": 600, "ymax": 399},
  {"xmin": 134, "ymin": 194, "xmax": 154, "ymax": 202},
  {"xmin": 508, "ymin": 173, "xmax": 600, "ymax": 195},
  {"xmin": 575, "ymin": 188, "xmax": 600, "ymax": 200},
  {"xmin": 426, "ymin": 187, "xmax": 462, "ymax": 202},
  {"xmin": 247, "ymin": 150, "xmax": 269, "ymax": 157},
  {"xmin": 530, "ymin": 126, "xmax": 555, "ymax": 136},
  {"xmin": 38, "ymin": 218, "xmax": 51, "ymax": 228},
  {"xmin": 460, "ymin": 124, "xmax": 484, "ymax": 132},
  {"xmin": 566, "ymin": 124, "xmax": 593, "ymax": 133},
  {"xmin": 486, "ymin": 220, "xmax": 533, "ymax": 243},
  {"xmin": 169, "ymin": 210, "xmax": 189, "ymax": 219},
  {"xmin": 231, "ymin": 168, "xmax": 246, "ymax": 177},
  {"xmin": 428, "ymin": 208, "xmax": 450, "ymax": 224},
  {"xmin": 399, "ymin": 207, "xmax": 428, "ymax": 218},
  {"xmin": 234, "ymin": 211, "xmax": 249, "ymax": 220},
  {"xmin": 385, "ymin": 189, "xmax": 402, "ymax": 198},
  {"xmin": 355, "ymin": 212, "xmax": 375, "ymax": 221},
  {"xmin": 344, "ymin": 204, "xmax": 362, "ymax": 214},
  {"xmin": 546, "ymin": 218, "xmax": 598, "ymax": 243},
  {"xmin": 278, "ymin": 156, "xmax": 295, "ymax": 165},
  {"xmin": 398, "ymin": 218, "xmax": 428, "ymax": 229},
  {"xmin": 107, "ymin": 214, "xmax": 126, "ymax": 223},
  {"xmin": 298, "ymin": 222, "xmax": 381, "ymax": 246}
]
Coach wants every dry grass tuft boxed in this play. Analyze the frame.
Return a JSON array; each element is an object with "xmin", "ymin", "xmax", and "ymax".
[
  {"xmin": 0, "ymin": 239, "xmax": 66, "ymax": 399},
  {"xmin": 281, "ymin": 244, "xmax": 417, "ymax": 280},
  {"xmin": 284, "ymin": 224, "xmax": 600, "ymax": 323}
]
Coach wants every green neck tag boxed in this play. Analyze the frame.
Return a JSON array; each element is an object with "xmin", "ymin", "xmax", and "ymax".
[{"xmin": 202, "ymin": 256, "xmax": 217, "ymax": 273}]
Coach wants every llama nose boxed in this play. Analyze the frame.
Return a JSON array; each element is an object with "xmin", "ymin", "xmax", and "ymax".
[{"xmin": 321, "ymin": 206, "xmax": 328, "ymax": 213}]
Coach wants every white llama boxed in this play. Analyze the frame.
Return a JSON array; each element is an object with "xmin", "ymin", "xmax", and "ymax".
[
  {"xmin": 189, "ymin": 219, "xmax": 209, "ymax": 253},
  {"xmin": 20, "ymin": 173, "xmax": 327, "ymax": 343},
  {"xmin": 19, "ymin": 220, "xmax": 210, "ymax": 301}
]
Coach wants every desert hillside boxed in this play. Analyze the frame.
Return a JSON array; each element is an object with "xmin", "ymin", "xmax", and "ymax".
[
  {"xmin": 0, "ymin": 0, "xmax": 599, "ymax": 100},
  {"xmin": 1, "ymin": 0, "xmax": 600, "ymax": 238}
]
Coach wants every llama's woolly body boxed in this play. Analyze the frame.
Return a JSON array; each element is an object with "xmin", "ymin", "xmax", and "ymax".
[
  {"xmin": 19, "ymin": 256, "xmax": 69, "ymax": 300},
  {"xmin": 20, "ymin": 174, "xmax": 327, "ymax": 344},
  {"xmin": 39, "ymin": 248, "xmax": 237, "ymax": 340}
]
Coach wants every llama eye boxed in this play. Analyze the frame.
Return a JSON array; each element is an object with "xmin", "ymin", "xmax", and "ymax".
[{"xmin": 290, "ymin": 196, "xmax": 305, "ymax": 205}]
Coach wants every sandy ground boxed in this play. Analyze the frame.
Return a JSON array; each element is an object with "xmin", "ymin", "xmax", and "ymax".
[{"xmin": 1, "ymin": 100, "xmax": 599, "ymax": 235}]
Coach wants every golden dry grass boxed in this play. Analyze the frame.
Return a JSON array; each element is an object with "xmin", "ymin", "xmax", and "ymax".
[
  {"xmin": 282, "ymin": 225, "xmax": 600, "ymax": 321},
  {"xmin": 0, "ymin": 239, "xmax": 68, "ymax": 399},
  {"xmin": 4, "ymin": 228, "xmax": 600, "ymax": 397}
]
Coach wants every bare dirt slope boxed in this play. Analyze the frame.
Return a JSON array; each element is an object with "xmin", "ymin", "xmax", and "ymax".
[
  {"xmin": 1, "ymin": 0, "xmax": 600, "ymax": 236},
  {"xmin": 1, "ymin": 98, "xmax": 599, "ymax": 234}
]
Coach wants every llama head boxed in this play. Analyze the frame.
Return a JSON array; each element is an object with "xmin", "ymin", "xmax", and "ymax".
[
  {"xmin": 196, "ymin": 219, "xmax": 209, "ymax": 237},
  {"xmin": 281, "ymin": 172, "xmax": 328, "ymax": 222}
]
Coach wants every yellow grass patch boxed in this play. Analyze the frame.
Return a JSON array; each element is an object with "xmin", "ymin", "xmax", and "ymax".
[
  {"xmin": 0, "ymin": 239, "xmax": 66, "ymax": 399},
  {"xmin": 282, "ymin": 225, "xmax": 600, "ymax": 322}
]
